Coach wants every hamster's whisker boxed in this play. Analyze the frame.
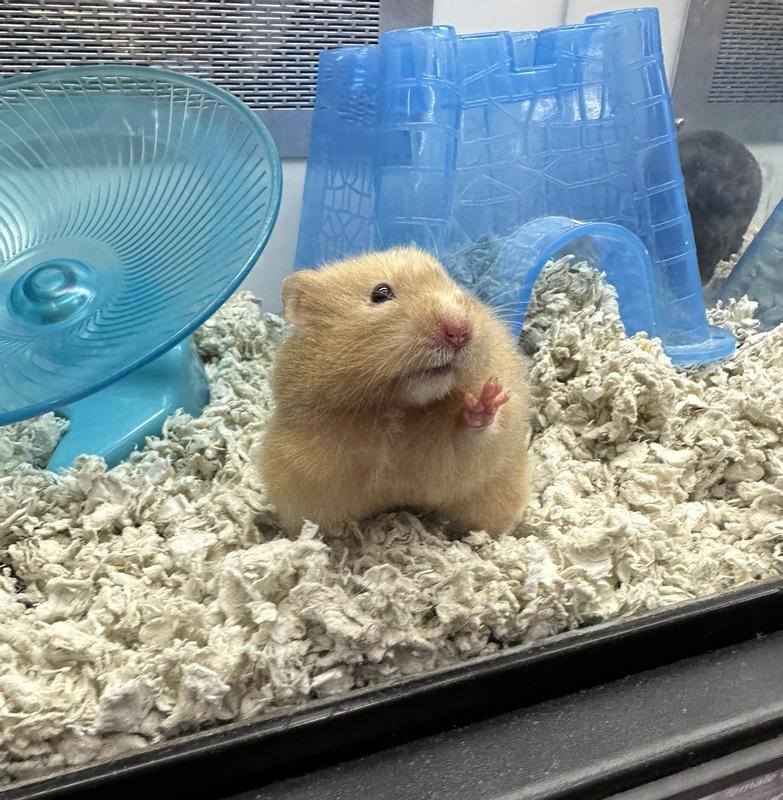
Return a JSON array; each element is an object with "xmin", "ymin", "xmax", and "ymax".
[
  {"xmin": 478, "ymin": 292, "xmax": 520, "ymax": 305},
  {"xmin": 489, "ymin": 306, "xmax": 525, "ymax": 319},
  {"xmin": 486, "ymin": 297, "xmax": 526, "ymax": 308}
]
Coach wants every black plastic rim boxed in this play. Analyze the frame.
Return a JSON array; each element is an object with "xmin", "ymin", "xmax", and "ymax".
[{"xmin": 4, "ymin": 578, "xmax": 783, "ymax": 800}]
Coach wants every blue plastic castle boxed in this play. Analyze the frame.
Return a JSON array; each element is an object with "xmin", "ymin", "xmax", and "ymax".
[{"xmin": 295, "ymin": 8, "xmax": 735, "ymax": 365}]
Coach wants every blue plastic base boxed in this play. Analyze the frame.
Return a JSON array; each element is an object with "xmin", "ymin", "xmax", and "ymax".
[
  {"xmin": 661, "ymin": 326, "xmax": 737, "ymax": 366},
  {"xmin": 47, "ymin": 339, "xmax": 209, "ymax": 472}
]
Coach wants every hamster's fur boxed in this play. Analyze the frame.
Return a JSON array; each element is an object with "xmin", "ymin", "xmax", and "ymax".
[{"xmin": 258, "ymin": 246, "xmax": 531, "ymax": 537}]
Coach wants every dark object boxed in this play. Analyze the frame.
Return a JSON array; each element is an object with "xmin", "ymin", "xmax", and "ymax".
[
  {"xmin": 370, "ymin": 283, "xmax": 395, "ymax": 302},
  {"xmin": 4, "ymin": 579, "xmax": 783, "ymax": 800},
  {"xmin": 678, "ymin": 129, "xmax": 762, "ymax": 283},
  {"xmin": 0, "ymin": 561, "xmax": 26, "ymax": 593}
]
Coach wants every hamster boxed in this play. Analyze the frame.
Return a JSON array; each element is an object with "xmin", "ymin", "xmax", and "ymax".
[
  {"xmin": 258, "ymin": 246, "xmax": 531, "ymax": 538},
  {"xmin": 677, "ymin": 128, "xmax": 762, "ymax": 284}
]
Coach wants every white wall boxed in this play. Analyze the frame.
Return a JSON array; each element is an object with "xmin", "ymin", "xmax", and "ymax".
[
  {"xmin": 244, "ymin": 0, "xmax": 690, "ymax": 313},
  {"xmin": 432, "ymin": 0, "xmax": 568, "ymax": 33},
  {"xmin": 433, "ymin": 0, "xmax": 688, "ymax": 84},
  {"xmin": 243, "ymin": 159, "xmax": 306, "ymax": 314},
  {"xmin": 565, "ymin": 0, "xmax": 688, "ymax": 79}
]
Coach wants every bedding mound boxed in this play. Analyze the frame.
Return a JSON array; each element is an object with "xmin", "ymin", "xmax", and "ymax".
[{"xmin": 1, "ymin": 258, "xmax": 782, "ymax": 784}]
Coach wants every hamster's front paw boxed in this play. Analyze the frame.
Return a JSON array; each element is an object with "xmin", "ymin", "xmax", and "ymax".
[{"xmin": 463, "ymin": 378, "xmax": 509, "ymax": 429}]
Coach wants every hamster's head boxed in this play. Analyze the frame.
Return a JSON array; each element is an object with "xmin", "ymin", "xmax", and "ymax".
[{"xmin": 281, "ymin": 246, "xmax": 492, "ymax": 408}]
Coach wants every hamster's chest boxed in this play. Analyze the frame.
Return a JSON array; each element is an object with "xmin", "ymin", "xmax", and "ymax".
[
  {"xmin": 372, "ymin": 407, "xmax": 443, "ymax": 443},
  {"xmin": 356, "ymin": 406, "xmax": 454, "ymax": 478}
]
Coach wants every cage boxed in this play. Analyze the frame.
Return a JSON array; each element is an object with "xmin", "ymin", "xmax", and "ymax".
[{"xmin": 1, "ymin": 2, "xmax": 782, "ymax": 799}]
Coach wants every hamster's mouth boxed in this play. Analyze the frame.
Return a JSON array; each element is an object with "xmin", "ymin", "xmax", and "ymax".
[
  {"xmin": 406, "ymin": 343, "xmax": 471, "ymax": 386},
  {"xmin": 403, "ymin": 360, "xmax": 458, "ymax": 405},
  {"xmin": 408, "ymin": 361, "xmax": 456, "ymax": 381},
  {"xmin": 415, "ymin": 364, "xmax": 453, "ymax": 379}
]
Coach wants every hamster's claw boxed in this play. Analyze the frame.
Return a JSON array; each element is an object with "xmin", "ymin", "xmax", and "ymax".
[{"xmin": 463, "ymin": 379, "xmax": 509, "ymax": 429}]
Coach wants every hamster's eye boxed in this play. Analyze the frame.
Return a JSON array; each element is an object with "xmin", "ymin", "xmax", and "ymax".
[{"xmin": 370, "ymin": 283, "xmax": 395, "ymax": 303}]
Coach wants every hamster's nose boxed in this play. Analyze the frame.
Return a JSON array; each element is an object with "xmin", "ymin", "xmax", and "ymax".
[{"xmin": 439, "ymin": 315, "xmax": 472, "ymax": 349}]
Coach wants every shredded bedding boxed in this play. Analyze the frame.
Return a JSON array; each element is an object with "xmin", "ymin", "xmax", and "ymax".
[{"xmin": 1, "ymin": 257, "xmax": 782, "ymax": 784}]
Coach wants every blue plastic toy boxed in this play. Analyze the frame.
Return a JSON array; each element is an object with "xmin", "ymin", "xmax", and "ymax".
[
  {"xmin": 0, "ymin": 66, "xmax": 282, "ymax": 470},
  {"xmin": 706, "ymin": 195, "xmax": 783, "ymax": 332},
  {"xmin": 295, "ymin": 9, "xmax": 734, "ymax": 365}
]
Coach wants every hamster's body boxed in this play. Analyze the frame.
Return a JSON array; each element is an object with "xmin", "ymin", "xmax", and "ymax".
[{"xmin": 259, "ymin": 247, "xmax": 531, "ymax": 537}]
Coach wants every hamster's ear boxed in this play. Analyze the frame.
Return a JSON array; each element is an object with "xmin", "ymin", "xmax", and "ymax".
[{"xmin": 281, "ymin": 270, "xmax": 318, "ymax": 325}]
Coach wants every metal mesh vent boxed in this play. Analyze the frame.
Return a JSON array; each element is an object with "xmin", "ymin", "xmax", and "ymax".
[
  {"xmin": 709, "ymin": 0, "xmax": 783, "ymax": 103},
  {"xmin": 0, "ymin": 0, "xmax": 381, "ymax": 110}
]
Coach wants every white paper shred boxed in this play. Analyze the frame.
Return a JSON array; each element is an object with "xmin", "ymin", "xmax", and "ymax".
[{"xmin": 1, "ymin": 264, "xmax": 782, "ymax": 785}]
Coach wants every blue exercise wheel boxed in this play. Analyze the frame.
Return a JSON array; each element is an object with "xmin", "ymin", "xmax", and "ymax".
[{"xmin": 0, "ymin": 66, "xmax": 282, "ymax": 469}]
